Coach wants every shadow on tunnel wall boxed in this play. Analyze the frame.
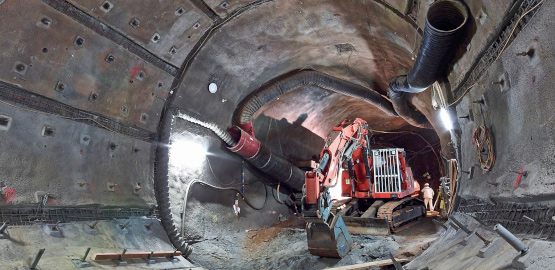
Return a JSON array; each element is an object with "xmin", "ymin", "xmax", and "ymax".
[{"xmin": 253, "ymin": 113, "xmax": 325, "ymax": 163}]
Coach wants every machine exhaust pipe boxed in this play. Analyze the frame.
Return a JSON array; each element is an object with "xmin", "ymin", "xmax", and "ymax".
[
  {"xmin": 176, "ymin": 112, "xmax": 305, "ymax": 191},
  {"xmin": 388, "ymin": 0, "xmax": 468, "ymax": 128}
]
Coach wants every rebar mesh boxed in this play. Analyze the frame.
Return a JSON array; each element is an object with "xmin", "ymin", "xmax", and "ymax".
[
  {"xmin": 0, "ymin": 206, "xmax": 157, "ymax": 226},
  {"xmin": 459, "ymin": 198, "xmax": 554, "ymax": 239}
]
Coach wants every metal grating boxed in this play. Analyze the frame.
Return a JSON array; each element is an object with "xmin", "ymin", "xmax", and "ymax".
[
  {"xmin": 0, "ymin": 206, "xmax": 157, "ymax": 226},
  {"xmin": 0, "ymin": 80, "xmax": 156, "ymax": 141},
  {"xmin": 372, "ymin": 148, "xmax": 404, "ymax": 193},
  {"xmin": 452, "ymin": 0, "xmax": 544, "ymax": 97},
  {"xmin": 458, "ymin": 198, "xmax": 554, "ymax": 239}
]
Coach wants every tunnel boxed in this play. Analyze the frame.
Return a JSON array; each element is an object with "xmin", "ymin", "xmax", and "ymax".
[{"xmin": 0, "ymin": 0, "xmax": 553, "ymax": 269}]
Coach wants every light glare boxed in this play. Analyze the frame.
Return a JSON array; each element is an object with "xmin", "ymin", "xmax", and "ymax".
[
  {"xmin": 170, "ymin": 139, "xmax": 207, "ymax": 167},
  {"xmin": 440, "ymin": 108, "xmax": 453, "ymax": 130}
]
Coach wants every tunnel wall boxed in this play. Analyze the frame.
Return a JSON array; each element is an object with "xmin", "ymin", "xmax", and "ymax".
[
  {"xmin": 166, "ymin": 118, "xmax": 297, "ymax": 241},
  {"xmin": 0, "ymin": 102, "xmax": 156, "ymax": 207},
  {"xmin": 0, "ymin": 0, "xmax": 174, "ymax": 132},
  {"xmin": 454, "ymin": 0, "xmax": 554, "ymax": 204}
]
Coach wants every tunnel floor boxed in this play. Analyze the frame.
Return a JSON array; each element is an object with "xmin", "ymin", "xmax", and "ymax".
[{"xmin": 188, "ymin": 216, "xmax": 441, "ymax": 269}]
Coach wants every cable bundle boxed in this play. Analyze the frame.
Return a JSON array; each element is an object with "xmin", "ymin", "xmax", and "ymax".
[{"xmin": 473, "ymin": 125, "xmax": 495, "ymax": 171}]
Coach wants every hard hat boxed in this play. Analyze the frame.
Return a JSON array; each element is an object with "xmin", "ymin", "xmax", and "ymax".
[{"xmin": 424, "ymin": 183, "xmax": 430, "ymax": 186}]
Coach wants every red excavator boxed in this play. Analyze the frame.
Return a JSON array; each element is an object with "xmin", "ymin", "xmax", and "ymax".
[{"xmin": 302, "ymin": 118, "xmax": 426, "ymax": 258}]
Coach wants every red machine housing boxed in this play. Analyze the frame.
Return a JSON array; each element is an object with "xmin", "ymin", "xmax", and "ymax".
[
  {"xmin": 227, "ymin": 126, "xmax": 260, "ymax": 159},
  {"xmin": 305, "ymin": 118, "xmax": 420, "ymax": 206}
]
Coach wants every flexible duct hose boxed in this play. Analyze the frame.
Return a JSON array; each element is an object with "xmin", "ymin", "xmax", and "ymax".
[
  {"xmin": 176, "ymin": 111, "xmax": 305, "ymax": 191},
  {"xmin": 234, "ymin": 70, "xmax": 397, "ymax": 125},
  {"xmin": 176, "ymin": 112, "xmax": 237, "ymax": 147},
  {"xmin": 388, "ymin": 0, "xmax": 468, "ymax": 128},
  {"xmin": 389, "ymin": 75, "xmax": 434, "ymax": 128},
  {"xmin": 248, "ymin": 143, "xmax": 305, "ymax": 191}
]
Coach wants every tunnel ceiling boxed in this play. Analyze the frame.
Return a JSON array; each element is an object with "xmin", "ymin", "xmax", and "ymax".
[{"xmin": 174, "ymin": 0, "xmax": 422, "ymax": 134}]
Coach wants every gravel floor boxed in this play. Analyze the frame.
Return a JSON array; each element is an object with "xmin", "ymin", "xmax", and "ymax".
[{"xmin": 188, "ymin": 218, "xmax": 440, "ymax": 270}]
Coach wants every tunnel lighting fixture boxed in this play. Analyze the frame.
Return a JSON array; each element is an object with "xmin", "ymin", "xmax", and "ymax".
[
  {"xmin": 440, "ymin": 108, "xmax": 453, "ymax": 130},
  {"xmin": 208, "ymin": 82, "xmax": 218, "ymax": 93},
  {"xmin": 170, "ymin": 139, "xmax": 207, "ymax": 167}
]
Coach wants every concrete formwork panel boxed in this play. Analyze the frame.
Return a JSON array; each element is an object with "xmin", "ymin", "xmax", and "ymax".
[
  {"xmin": 0, "ymin": 0, "xmax": 173, "ymax": 132},
  {"xmin": 68, "ymin": 0, "xmax": 213, "ymax": 67},
  {"xmin": 0, "ymin": 101, "xmax": 155, "ymax": 207},
  {"xmin": 203, "ymin": 0, "xmax": 255, "ymax": 17}
]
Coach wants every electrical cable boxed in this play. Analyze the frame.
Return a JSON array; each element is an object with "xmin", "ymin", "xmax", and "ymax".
[
  {"xmin": 180, "ymin": 178, "xmax": 268, "ymax": 237},
  {"xmin": 447, "ymin": 83, "xmax": 476, "ymax": 107},
  {"xmin": 198, "ymin": 180, "xmax": 268, "ymax": 210},
  {"xmin": 205, "ymin": 156, "xmax": 241, "ymax": 187},
  {"xmin": 473, "ymin": 125, "xmax": 495, "ymax": 171},
  {"xmin": 494, "ymin": 0, "xmax": 544, "ymax": 62},
  {"xmin": 269, "ymin": 180, "xmax": 301, "ymax": 215},
  {"xmin": 273, "ymin": 182, "xmax": 285, "ymax": 204}
]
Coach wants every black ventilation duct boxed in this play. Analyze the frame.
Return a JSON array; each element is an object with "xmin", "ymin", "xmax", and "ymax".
[
  {"xmin": 388, "ymin": 0, "xmax": 468, "ymax": 128},
  {"xmin": 176, "ymin": 112, "xmax": 305, "ymax": 191},
  {"xmin": 234, "ymin": 70, "xmax": 398, "ymax": 125}
]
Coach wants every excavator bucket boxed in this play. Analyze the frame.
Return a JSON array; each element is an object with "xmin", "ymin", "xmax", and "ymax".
[{"xmin": 306, "ymin": 214, "xmax": 352, "ymax": 258}]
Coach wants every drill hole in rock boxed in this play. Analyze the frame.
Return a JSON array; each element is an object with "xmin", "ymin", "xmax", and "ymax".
[
  {"xmin": 105, "ymin": 54, "xmax": 115, "ymax": 63},
  {"xmin": 100, "ymin": 1, "xmax": 113, "ymax": 12},
  {"xmin": 0, "ymin": 115, "xmax": 12, "ymax": 131},
  {"xmin": 55, "ymin": 82, "xmax": 66, "ymax": 92},
  {"xmin": 175, "ymin": 7, "xmax": 185, "ymax": 15},
  {"xmin": 151, "ymin": 33, "xmax": 160, "ymax": 43},
  {"xmin": 42, "ymin": 126, "xmax": 55, "ymax": 137},
  {"xmin": 40, "ymin": 17, "xmax": 52, "ymax": 27},
  {"xmin": 130, "ymin": 18, "xmax": 140, "ymax": 28},
  {"xmin": 108, "ymin": 142, "xmax": 117, "ymax": 151},
  {"xmin": 74, "ymin": 36, "xmax": 85, "ymax": 47},
  {"xmin": 13, "ymin": 62, "xmax": 27, "ymax": 75}
]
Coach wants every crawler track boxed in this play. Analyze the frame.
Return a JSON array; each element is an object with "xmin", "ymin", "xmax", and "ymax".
[{"xmin": 377, "ymin": 197, "xmax": 426, "ymax": 231}]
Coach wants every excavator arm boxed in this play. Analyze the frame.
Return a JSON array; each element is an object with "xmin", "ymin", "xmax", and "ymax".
[{"xmin": 302, "ymin": 118, "xmax": 369, "ymax": 258}]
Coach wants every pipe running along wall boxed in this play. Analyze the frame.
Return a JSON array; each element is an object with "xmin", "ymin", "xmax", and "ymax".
[
  {"xmin": 233, "ymin": 70, "xmax": 398, "ymax": 126},
  {"xmin": 388, "ymin": 0, "xmax": 468, "ymax": 128},
  {"xmin": 176, "ymin": 112, "xmax": 305, "ymax": 191}
]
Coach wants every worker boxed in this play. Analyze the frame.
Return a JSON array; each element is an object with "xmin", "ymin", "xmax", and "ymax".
[{"xmin": 421, "ymin": 183, "xmax": 434, "ymax": 212}]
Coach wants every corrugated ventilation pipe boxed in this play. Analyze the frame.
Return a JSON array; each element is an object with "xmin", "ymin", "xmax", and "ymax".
[
  {"xmin": 233, "ymin": 70, "xmax": 398, "ymax": 126},
  {"xmin": 388, "ymin": 0, "xmax": 468, "ymax": 128},
  {"xmin": 176, "ymin": 112, "xmax": 305, "ymax": 191}
]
